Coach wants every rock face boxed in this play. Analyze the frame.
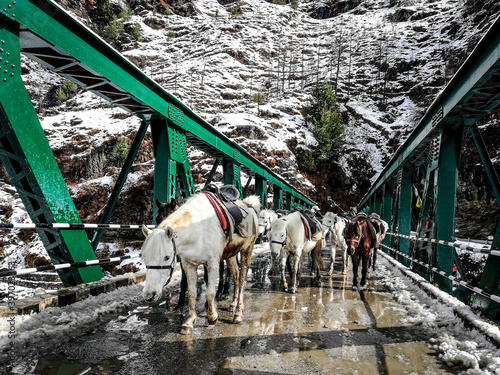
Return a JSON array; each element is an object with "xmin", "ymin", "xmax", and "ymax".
[{"xmin": 1, "ymin": 0, "xmax": 500, "ymax": 274}]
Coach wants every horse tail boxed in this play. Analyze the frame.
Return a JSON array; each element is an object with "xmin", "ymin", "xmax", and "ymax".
[
  {"xmin": 311, "ymin": 240, "xmax": 325, "ymax": 271},
  {"xmin": 244, "ymin": 195, "xmax": 262, "ymax": 215}
]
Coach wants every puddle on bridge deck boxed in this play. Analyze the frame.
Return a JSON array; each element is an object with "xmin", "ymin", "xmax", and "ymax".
[{"xmin": 32, "ymin": 250, "xmax": 459, "ymax": 375}]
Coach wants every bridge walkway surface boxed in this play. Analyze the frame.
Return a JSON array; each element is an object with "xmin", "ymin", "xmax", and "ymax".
[{"xmin": 2, "ymin": 243, "xmax": 500, "ymax": 374}]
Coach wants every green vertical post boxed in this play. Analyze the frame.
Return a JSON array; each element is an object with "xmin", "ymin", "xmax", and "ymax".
[
  {"xmin": 382, "ymin": 184, "xmax": 393, "ymax": 248},
  {"xmin": 243, "ymin": 176, "xmax": 252, "ymax": 197},
  {"xmin": 273, "ymin": 185, "xmax": 283, "ymax": 210},
  {"xmin": 255, "ymin": 175, "xmax": 268, "ymax": 208},
  {"xmin": 223, "ymin": 157, "xmax": 242, "ymax": 194},
  {"xmin": 0, "ymin": 18, "xmax": 101, "ymax": 285},
  {"xmin": 434, "ymin": 125, "xmax": 463, "ymax": 293},
  {"xmin": 285, "ymin": 192, "xmax": 292, "ymax": 211},
  {"xmin": 151, "ymin": 119, "xmax": 195, "ymax": 221},
  {"xmin": 398, "ymin": 167, "xmax": 413, "ymax": 266},
  {"xmin": 151, "ymin": 120, "xmax": 175, "ymax": 222}
]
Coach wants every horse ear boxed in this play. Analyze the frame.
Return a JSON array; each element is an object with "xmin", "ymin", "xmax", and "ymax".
[
  {"xmin": 164, "ymin": 226, "xmax": 174, "ymax": 239},
  {"xmin": 142, "ymin": 224, "xmax": 153, "ymax": 237}
]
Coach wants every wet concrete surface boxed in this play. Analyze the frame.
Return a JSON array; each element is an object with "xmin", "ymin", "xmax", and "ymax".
[{"xmin": 31, "ymin": 247, "xmax": 459, "ymax": 375}]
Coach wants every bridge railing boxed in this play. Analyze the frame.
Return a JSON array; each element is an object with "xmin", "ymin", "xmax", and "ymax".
[
  {"xmin": 357, "ymin": 14, "xmax": 500, "ymax": 324},
  {"xmin": 0, "ymin": 0, "xmax": 315, "ymax": 287}
]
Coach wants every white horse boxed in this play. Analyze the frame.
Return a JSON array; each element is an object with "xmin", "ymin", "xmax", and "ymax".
[
  {"xmin": 258, "ymin": 209, "xmax": 278, "ymax": 240},
  {"xmin": 368, "ymin": 213, "xmax": 389, "ymax": 271},
  {"xmin": 322, "ymin": 212, "xmax": 349, "ymax": 275},
  {"xmin": 141, "ymin": 192, "xmax": 260, "ymax": 335},
  {"xmin": 268, "ymin": 211, "xmax": 324, "ymax": 293}
]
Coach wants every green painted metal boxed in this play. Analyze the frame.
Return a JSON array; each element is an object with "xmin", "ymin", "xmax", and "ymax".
[
  {"xmin": 470, "ymin": 124, "xmax": 500, "ymax": 318},
  {"xmin": 382, "ymin": 184, "xmax": 393, "ymax": 248},
  {"xmin": 0, "ymin": 0, "xmax": 317, "ymax": 287},
  {"xmin": 469, "ymin": 124, "xmax": 500, "ymax": 204},
  {"xmin": 91, "ymin": 121, "xmax": 149, "ymax": 250},
  {"xmin": 398, "ymin": 167, "xmax": 413, "ymax": 267},
  {"xmin": 285, "ymin": 192, "xmax": 292, "ymax": 211},
  {"xmin": 359, "ymin": 15, "xmax": 500, "ymax": 209},
  {"xmin": 0, "ymin": 17, "xmax": 102, "ymax": 285},
  {"xmin": 434, "ymin": 125, "xmax": 464, "ymax": 293},
  {"xmin": 204, "ymin": 159, "xmax": 220, "ymax": 189},
  {"xmin": 151, "ymin": 119, "xmax": 195, "ymax": 221},
  {"xmin": 223, "ymin": 158, "xmax": 242, "ymax": 194},
  {"xmin": 273, "ymin": 186, "xmax": 283, "ymax": 210},
  {"xmin": 255, "ymin": 175, "xmax": 268, "ymax": 208},
  {"xmin": 243, "ymin": 176, "xmax": 252, "ymax": 197}
]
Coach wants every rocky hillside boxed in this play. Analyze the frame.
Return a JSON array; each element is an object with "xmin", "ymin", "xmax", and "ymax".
[{"xmin": 1, "ymin": 0, "xmax": 500, "ymax": 270}]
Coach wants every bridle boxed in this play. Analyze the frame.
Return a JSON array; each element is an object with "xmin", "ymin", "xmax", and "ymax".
[
  {"xmin": 345, "ymin": 221, "xmax": 363, "ymax": 249},
  {"xmin": 145, "ymin": 233, "xmax": 178, "ymax": 286}
]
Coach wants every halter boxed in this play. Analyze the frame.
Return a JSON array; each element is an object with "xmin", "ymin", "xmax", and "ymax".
[
  {"xmin": 271, "ymin": 238, "xmax": 287, "ymax": 247},
  {"xmin": 146, "ymin": 234, "xmax": 178, "ymax": 287},
  {"xmin": 345, "ymin": 222, "xmax": 363, "ymax": 249}
]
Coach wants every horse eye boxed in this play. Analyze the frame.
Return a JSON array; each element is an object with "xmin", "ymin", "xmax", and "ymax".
[{"xmin": 165, "ymin": 256, "xmax": 170, "ymax": 261}]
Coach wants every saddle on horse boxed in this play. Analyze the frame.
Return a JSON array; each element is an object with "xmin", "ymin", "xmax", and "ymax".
[
  {"xmin": 297, "ymin": 209, "xmax": 323, "ymax": 241},
  {"xmin": 203, "ymin": 184, "xmax": 257, "ymax": 239}
]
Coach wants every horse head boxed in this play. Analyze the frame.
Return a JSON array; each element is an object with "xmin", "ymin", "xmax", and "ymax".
[
  {"xmin": 141, "ymin": 225, "xmax": 177, "ymax": 302},
  {"xmin": 155, "ymin": 198, "xmax": 179, "ymax": 225},
  {"xmin": 344, "ymin": 219, "xmax": 363, "ymax": 256},
  {"xmin": 269, "ymin": 218, "xmax": 288, "ymax": 261}
]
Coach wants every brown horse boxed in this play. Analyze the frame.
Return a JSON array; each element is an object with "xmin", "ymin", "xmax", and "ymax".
[{"xmin": 344, "ymin": 215, "xmax": 374, "ymax": 290}]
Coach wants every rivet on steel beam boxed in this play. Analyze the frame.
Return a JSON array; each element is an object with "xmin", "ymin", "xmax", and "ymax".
[
  {"xmin": 2, "ymin": 9, "xmax": 5, "ymax": 12},
  {"xmin": 10, "ymin": 73, "xmax": 13, "ymax": 77},
  {"xmin": 6, "ymin": 53, "xmax": 9, "ymax": 57},
  {"xmin": 3, "ymin": 70, "xmax": 7, "ymax": 74},
  {"xmin": 11, "ymin": 64, "xmax": 14, "ymax": 69},
  {"xmin": 8, "ymin": 5, "xmax": 11, "ymax": 9},
  {"xmin": 2, "ymin": 78, "xmax": 6, "ymax": 82}
]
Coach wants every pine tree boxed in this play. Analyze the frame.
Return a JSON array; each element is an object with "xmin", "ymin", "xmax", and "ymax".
[{"xmin": 304, "ymin": 81, "xmax": 344, "ymax": 160}]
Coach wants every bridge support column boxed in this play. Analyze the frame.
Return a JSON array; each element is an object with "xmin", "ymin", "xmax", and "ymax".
[
  {"xmin": 382, "ymin": 184, "xmax": 393, "ymax": 248},
  {"xmin": 151, "ymin": 119, "xmax": 195, "ymax": 222},
  {"xmin": 223, "ymin": 157, "xmax": 242, "ymax": 194},
  {"xmin": 434, "ymin": 125, "xmax": 464, "ymax": 293},
  {"xmin": 398, "ymin": 167, "xmax": 413, "ymax": 267},
  {"xmin": 285, "ymin": 192, "xmax": 292, "ymax": 211},
  {"xmin": 0, "ymin": 18, "xmax": 102, "ymax": 285},
  {"xmin": 273, "ymin": 185, "xmax": 283, "ymax": 210},
  {"xmin": 255, "ymin": 175, "xmax": 268, "ymax": 208}
]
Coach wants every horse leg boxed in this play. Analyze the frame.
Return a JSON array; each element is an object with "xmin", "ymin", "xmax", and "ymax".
[
  {"xmin": 279, "ymin": 249, "xmax": 289, "ymax": 292},
  {"xmin": 351, "ymin": 255, "xmax": 359, "ymax": 290},
  {"xmin": 233, "ymin": 242, "xmax": 255, "ymax": 323},
  {"xmin": 329, "ymin": 245, "xmax": 336, "ymax": 275},
  {"xmin": 372, "ymin": 247, "xmax": 378, "ymax": 271},
  {"xmin": 360, "ymin": 252, "xmax": 370, "ymax": 289},
  {"xmin": 226, "ymin": 256, "xmax": 239, "ymax": 313},
  {"xmin": 289, "ymin": 249, "xmax": 302, "ymax": 294},
  {"xmin": 180, "ymin": 263, "xmax": 199, "ymax": 335},
  {"xmin": 205, "ymin": 260, "xmax": 220, "ymax": 325},
  {"xmin": 216, "ymin": 260, "xmax": 225, "ymax": 300},
  {"xmin": 175, "ymin": 263, "xmax": 188, "ymax": 310}
]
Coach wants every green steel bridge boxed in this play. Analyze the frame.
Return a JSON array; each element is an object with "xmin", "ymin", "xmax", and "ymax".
[
  {"xmin": 358, "ymin": 15, "xmax": 500, "ymax": 324},
  {"xmin": 1, "ymin": 0, "xmax": 500, "ymax": 326},
  {"xmin": 0, "ymin": 0, "xmax": 315, "ymax": 287}
]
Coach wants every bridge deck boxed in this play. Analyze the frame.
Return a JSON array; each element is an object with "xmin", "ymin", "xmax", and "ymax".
[{"xmin": 8, "ymin": 243, "xmax": 495, "ymax": 374}]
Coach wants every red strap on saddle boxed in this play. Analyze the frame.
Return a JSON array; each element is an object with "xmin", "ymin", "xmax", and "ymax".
[
  {"xmin": 300, "ymin": 215, "xmax": 310, "ymax": 239},
  {"xmin": 204, "ymin": 191, "xmax": 230, "ymax": 231}
]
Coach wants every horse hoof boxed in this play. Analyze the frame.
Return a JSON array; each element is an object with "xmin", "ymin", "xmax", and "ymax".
[
  {"xmin": 208, "ymin": 318, "xmax": 218, "ymax": 325},
  {"xmin": 233, "ymin": 314, "xmax": 243, "ymax": 324},
  {"xmin": 180, "ymin": 326, "xmax": 192, "ymax": 335}
]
